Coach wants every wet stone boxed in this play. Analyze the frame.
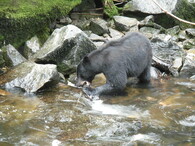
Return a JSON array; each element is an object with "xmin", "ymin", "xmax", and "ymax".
[
  {"xmin": 24, "ymin": 36, "xmax": 41, "ymax": 59},
  {"xmin": 183, "ymin": 39, "xmax": 195, "ymax": 50},
  {"xmin": 180, "ymin": 49, "xmax": 195, "ymax": 78},
  {"xmin": 167, "ymin": 26, "xmax": 180, "ymax": 36},
  {"xmin": 150, "ymin": 37, "xmax": 186, "ymax": 76},
  {"xmin": 89, "ymin": 18, "xmax": 109, "ymax": 35},
  {"xmin": 4, "ymin": 44, "xmax": 27, "ymax": 66},
  {"xmin": 109, "ymin": 28, "xmax": 124, "ymax": 40},
  {"xmin": 4, "ymin": 62, "xmax": 60, "ymax": 93},
  {"xmin": 113, "ymin": 16, "xmax": 138, "ymax": 32},
  {"xmin": 123, "ymin": 0, "xmax": 178, "ymax": 14},
  {"xmin": 59, "ymin": 16, "xmax": 72, "ymax": 25},
  {"xmin": 171, "ymin": 57, "xmax": 183, "ymax": 72},
  {"xmin": 141, "ymin": 15, "xmax": 155, "ymax": 25},
  {"xmin": 140, "ymin": 27, "xmax": 161, "ymax": 35},
  {"xmin": 178, "ymin": 30, "xmax": 188, "ymax": 41},
  {"xmin": 32, "ymin": 25, "xmax": 96, "ymax": 75},
  {"xmin": 185, "ymin": 28, "xmax": 195, "ymax": 37}
]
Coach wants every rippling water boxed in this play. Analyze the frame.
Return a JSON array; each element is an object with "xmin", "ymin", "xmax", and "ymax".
[{"xmin": 0, "ymin": 75, "xmax": 195, "ymax": 145}]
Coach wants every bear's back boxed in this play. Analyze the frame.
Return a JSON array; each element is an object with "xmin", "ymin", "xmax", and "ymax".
[{"xmin": 100, "ymin": 32, "xmax": 151, "ymax": 56}]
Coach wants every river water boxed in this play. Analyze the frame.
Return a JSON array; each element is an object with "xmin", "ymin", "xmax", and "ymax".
[{"xmin": 0, "ymin": 75, "xmax": 195, "ymax": 146}]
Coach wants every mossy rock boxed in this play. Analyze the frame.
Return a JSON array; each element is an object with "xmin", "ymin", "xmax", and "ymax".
[
  {"xmin": 57, "ymin": 63, "xmax": 76, "ymax": 76},
  {"xmin": 173, "ymin": 0, "xmax": 195, "ymax": 29},
  {"xmin": 0, "ymin": 0, "xmax": 81, "ymax": 49}
]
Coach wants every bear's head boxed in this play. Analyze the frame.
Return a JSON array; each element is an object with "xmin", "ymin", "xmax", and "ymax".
[{"xmin": 76, "ymin": 56, "xmax": 95, "ymax": 87}]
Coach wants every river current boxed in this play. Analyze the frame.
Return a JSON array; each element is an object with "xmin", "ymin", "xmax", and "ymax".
[{"xmin": 0, "ymin": 74, "xmax": 195, "ymax": 145}]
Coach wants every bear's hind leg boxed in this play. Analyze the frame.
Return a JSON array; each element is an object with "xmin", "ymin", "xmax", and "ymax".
[{"xmin": 138, "ymin": 66, "xmax": 151, "ymax": 83}]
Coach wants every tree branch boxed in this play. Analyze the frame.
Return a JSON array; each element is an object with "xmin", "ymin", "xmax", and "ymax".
[{"xmin": 151, "ymin": 0, "xmax": 195, "ymax": 26}]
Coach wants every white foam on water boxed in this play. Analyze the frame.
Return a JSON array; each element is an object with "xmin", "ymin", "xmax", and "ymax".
[
  {"xmin": 89, "ymin": 99, "xmax": 150, "ymax": 118},
  {"xmin": 179, "ymin": 115, "xmax": 195, "ymax": 127}
]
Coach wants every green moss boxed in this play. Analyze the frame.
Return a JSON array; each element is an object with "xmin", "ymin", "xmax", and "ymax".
[
  {"xmin": 173, "ymin": 0, "xmax": 195, "ymax": 29},
  {"xmin": 0, "ymin": 0, "xmax": 81, "ymax": 48},
  {"xmin": 57, "ymin": 63, "xmax": 76, "ymax": 76},
  {"xmin": 154, "ymin": 14, "xmax": 176, "ymax": 29},
  {"xmin": 0, "ymin": 0, "xmax": 81, "ymax": 19},
  {"xmin": 102, "ymin": 0, "xmax": 119, "ymax": 18},
  {"xmin": 36, "ymin": 27, "xmax": 50, "ymax": 47}
]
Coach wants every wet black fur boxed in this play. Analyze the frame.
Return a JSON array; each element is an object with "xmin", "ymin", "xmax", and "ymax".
[{"xmin": 76, "ymin": 32, "xmax": 152, "ymax": 97}]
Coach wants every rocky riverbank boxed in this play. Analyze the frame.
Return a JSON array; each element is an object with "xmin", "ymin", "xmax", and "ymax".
[{"xmin": 0, "ymin": 0, "xmax": 194, "ymax": 93}]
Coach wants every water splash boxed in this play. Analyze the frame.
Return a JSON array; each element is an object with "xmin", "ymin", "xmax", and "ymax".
[
  {"xmin": 87, "ymin": 99, "xmax": 150, "ymax": 118},
  {"xmin": 179, "ymin": 115, "xmax": 195, "ymax": 127}
]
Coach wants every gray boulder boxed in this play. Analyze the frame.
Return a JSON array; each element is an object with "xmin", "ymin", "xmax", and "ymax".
[
  {"xmin": 59, "ymin": 16, "xmax": 72, "ymax": 25},
  {"xmin": 178, "ymin": 30, "xmax": 188, "ymax": 41},
  {"xmin": 151, "ymin": 38, "xmax": 186, "ymax": 76},
  {"xmin": 167, "ymin": 26, "xmax": 180, "ymax": 36},
  {"xmin": 123, "ymin": 0, "xmax": 195, "ymax": 28},
  {"xmin": 109, "ymin": 28, "xmax": 124, "ymax": 40},
  {"xmin": 24, "ymin": 36, "xmax": 41, "ymax": 59},
  {"xmin": 180, "ymin": 49, "xmax": 195, "ymax": 78},
  {"xmin": 89, "ymin": 18, "xmax": 109, "ymax": 35},
  {"xmin": 123, "ymin": 0, "xmax": 178, "ymax": 14},
  {"xmin": 4, "ymin": 44, "xmax": 27, "ymax": 66},
  {"xmin": 185, "ymin": 28, "xmax": 195, "ymax": 37},
  {"xmin": 3, "ymin": 62, "xmax": 60, "ymax": 93},
  {"xmin": 33, "ymin": 24, "xmax": 97, "ymax": 75},
  {"xmin": 89, "ymin": 33, "xmax": 106, "ymax": 48},
  {"xmin": 140, "ymin": 27, "xmax": 161, "ymax": 35},
  {"xmin": 113, "ymin": 16, "xmax": 138, "ymax": 32},
  {"xmin": 183, "ymin": 39, "xmax": 195, "ymax": 50}
]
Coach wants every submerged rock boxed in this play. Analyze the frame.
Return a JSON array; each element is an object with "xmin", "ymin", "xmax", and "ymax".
[
  {"xmin": 33, "ymin": 24, "xmax": 97, "ymax": 75},
  {"xmin": 3, "ymin": 62, "xmax": 60, "ymax": 93}
]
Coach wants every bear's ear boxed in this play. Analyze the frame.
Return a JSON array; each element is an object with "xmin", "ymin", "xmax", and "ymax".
[{"xmin": 83, "ymin": 56, "xmax": 90, "ymax": 64}]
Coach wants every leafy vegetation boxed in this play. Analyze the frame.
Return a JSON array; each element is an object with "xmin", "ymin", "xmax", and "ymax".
[{"xmin": 101, "ymin": 0, "xmax": 119, "ymax": 18}]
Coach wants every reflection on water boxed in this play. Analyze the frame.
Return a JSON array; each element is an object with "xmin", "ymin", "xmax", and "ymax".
[{"xmin": 0, "ymin": 77, "xmax": 195, "ymax": 145}]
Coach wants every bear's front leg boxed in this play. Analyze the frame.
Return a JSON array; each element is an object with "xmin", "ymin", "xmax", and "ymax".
[
  {"xmin": 83, "ymin": 87, "xmax": 95, "ymax": 96},
  {"xmin": 83, "ymin": 83, "xmax": 114, "ymax": 98}
]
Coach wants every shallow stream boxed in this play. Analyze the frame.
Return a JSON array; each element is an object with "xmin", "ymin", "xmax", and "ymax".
[{"xmin": 0, "ymin": 75, "xmax": 195, "ymax": 145}]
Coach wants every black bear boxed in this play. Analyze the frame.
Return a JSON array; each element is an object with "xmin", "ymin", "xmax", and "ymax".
[{"xmin": 76, "ymin": 32, "xmax": 152, "ymax": 97}]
